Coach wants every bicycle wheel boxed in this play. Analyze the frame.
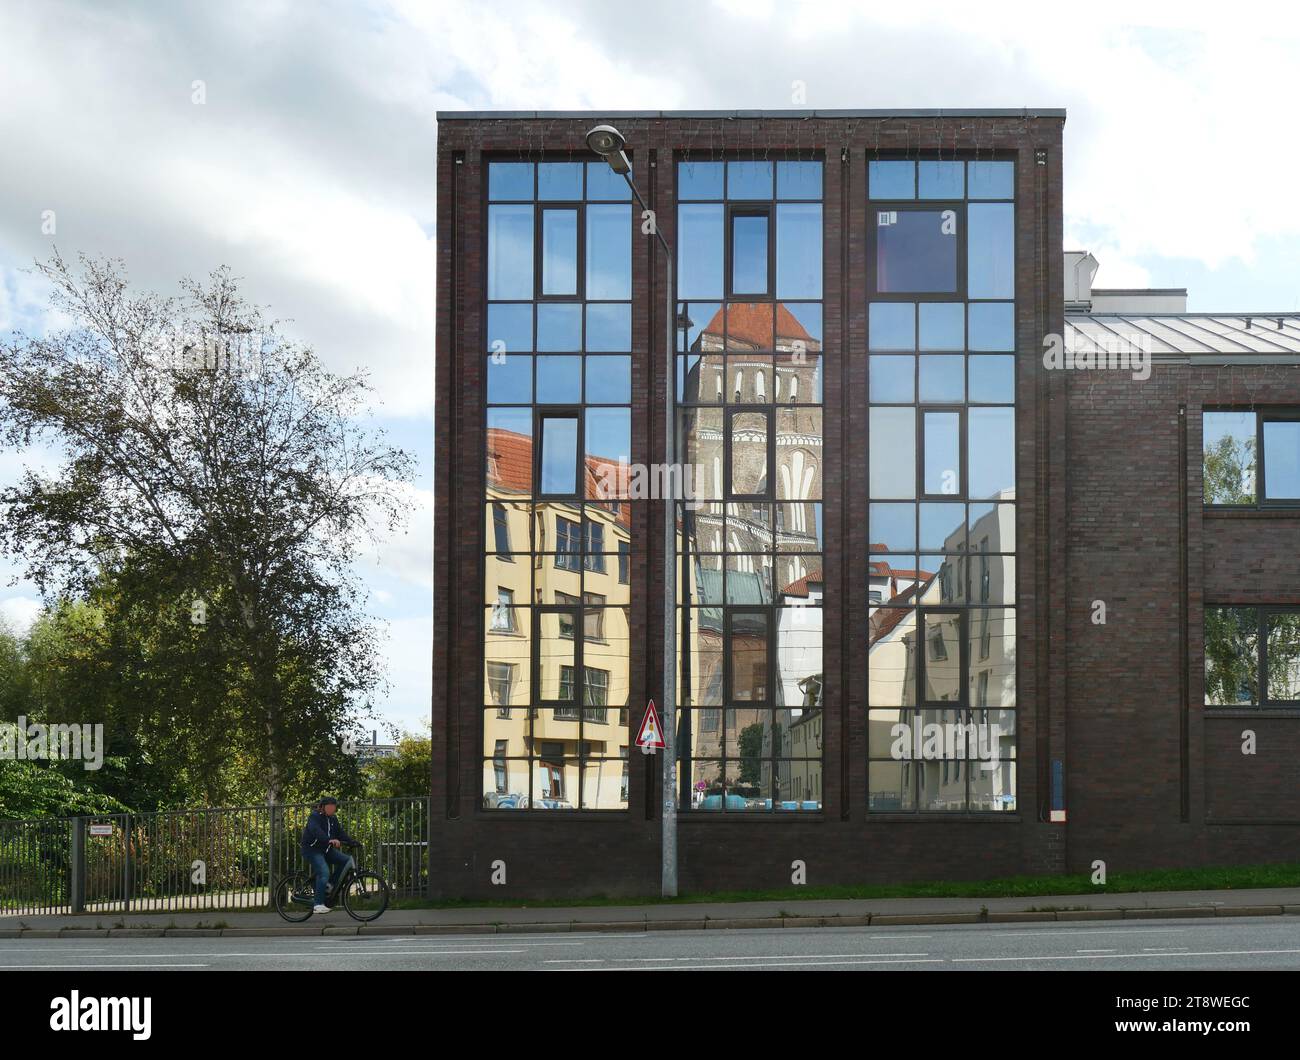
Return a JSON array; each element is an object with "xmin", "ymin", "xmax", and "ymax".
[
  {"xmin": 273, "ymin": 873, "xmax": 316, "ymax": 923},
  {"xmin": 341, "ymin": 871, "xmax": 390, "ymax": 922}
]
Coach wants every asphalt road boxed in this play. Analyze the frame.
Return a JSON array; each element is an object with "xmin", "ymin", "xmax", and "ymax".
[{"xmin": 3, "ymin": 916, "xmax": 1300, "ymax": 970}]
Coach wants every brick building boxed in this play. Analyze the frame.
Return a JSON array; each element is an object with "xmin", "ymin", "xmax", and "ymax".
[{"xmin": 433, "ymin": 109, "xmax": 1300, "ymax": 899}]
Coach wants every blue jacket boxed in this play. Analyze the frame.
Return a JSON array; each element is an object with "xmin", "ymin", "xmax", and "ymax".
[{"xmin": 300, "ymin": 809, "xmax": 356, "ymax": 855}]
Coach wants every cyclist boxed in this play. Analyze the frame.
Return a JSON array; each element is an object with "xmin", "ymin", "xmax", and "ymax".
[{"xmin": 300, "ymin": 796, "xmax": 357, "ymax": 914}]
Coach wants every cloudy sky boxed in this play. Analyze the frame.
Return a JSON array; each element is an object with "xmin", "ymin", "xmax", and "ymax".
[{"xmin": 1, "ymin": 0, "xmax": 1297, "ymax": 734}]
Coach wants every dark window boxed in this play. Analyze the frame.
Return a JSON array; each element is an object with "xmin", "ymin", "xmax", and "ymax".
[
  {"xmin": 490, "ymin": 588, "xmax": 516, "ymax": 632},
  {"xmin": 583, "ymin": 521, "xmax": 605, "ymax": 572},
  {"xmin": 493, "ymin": 740, "xmax": 509, "ymax": 793},
  {"xmin": 874, "ymin": 209, "xmax": 958, "ymax": 295},
  {"xmin": 618, "ymin": 540, "xmax": 629, "ymax": 584},
  {"xmin": 492, "ymin": 502, "xmax": 512, "ymax": 554},
  {"xmin": 555, "ymin": 516, "xmax": 581, "ymax": 571}
]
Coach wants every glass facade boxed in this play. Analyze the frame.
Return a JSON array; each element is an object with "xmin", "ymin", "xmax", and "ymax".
[
  {"xmin": 675, "ymin": 159, "xmax": 825, "ymax": 812},
  {"xmin": 479, "ymin": 151, "xmax": 1018, "ymax": 817},
  {"xmin": 865, "ymin": 159, "xmax": 1018, "ymax": 814},
  {"xmin": 483, "ymin": 161, "xmax": 635, "ymax": 810}
]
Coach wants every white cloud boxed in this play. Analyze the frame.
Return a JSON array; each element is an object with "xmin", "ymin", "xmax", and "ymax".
[{"xmin": 0, "ymin": 595, "xmax": 42, "ymax": 634}]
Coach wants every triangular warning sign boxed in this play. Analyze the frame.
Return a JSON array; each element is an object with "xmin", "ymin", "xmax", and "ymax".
[{"xmin": 636, "ymin": 699, "xmax": 665, "ymax": 748}]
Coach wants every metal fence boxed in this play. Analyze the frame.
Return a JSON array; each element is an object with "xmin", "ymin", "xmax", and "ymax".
[{"xmin": 0, "ymin": 797, "xmax": 431, "ymax": 917}]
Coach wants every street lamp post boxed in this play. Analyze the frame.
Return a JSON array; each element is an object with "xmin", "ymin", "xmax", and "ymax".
[{"xmin": 586, "ymin": 124, "xmax": 677, "ymax": 896}]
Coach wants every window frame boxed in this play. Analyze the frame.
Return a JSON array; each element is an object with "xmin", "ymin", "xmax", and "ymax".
[
  {"xmin": 535, "ymin": 203, "xmax": 584, "ymax": 301},
  {"xmin": 725, "ymin": 203, "xmax": 775, "ymax": 300},
  {"xmin": 1204, "ymin": 604, "xmax": 1300, "ymax": 708},
  {"xmin": 535, "ymin": 407, "xmax": 582, "ymax": 500},
  {"xmin": 724, "ymin": 405, "xmax": 775, "ymax": 501},
  {"xmin": 1203, "ymin": 407, "xmax": 1300, "ymax": 509},
  {"xmin": 867, "ymin": 202, "xmax": 967, "ymax": 301}
]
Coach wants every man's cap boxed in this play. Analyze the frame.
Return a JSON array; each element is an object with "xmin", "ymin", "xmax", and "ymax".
[{"xmin": 319, "ymin": 796, "xmax": 339, "ymax": 807}]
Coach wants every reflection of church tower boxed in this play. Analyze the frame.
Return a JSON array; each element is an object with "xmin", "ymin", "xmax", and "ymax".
[{"xmin": 681, "ymin": 303, "xmax": 822, "ymax": 593}]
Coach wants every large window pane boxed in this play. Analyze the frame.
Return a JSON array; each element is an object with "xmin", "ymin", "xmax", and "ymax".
[
  {"xmin": 870, "ymin": 355, "xmax": 914, "ymax": 402},
  {"xmin": 1266, "ymin": 612, "xmax": 1300, "ymax": 701},
  {"xmin": 729, "ymin": 611, "xmax": 770, "ymax": 702},
  {"xmin": 968, "ymin": 302, "xmax": 1014, "ymax": 351},
  {"xmin": 487, "ymin": 303, "xmax": 532, "ymax": 354},
  {"xmin": 539, "ymin": 415, "xmax": 578, "ymax": 495},
  {"xmin": 535, "ymin": 355, "xmax": 581, "ymax": 404},
  {"xmin": 585, "ymin": 303, "xmax": 630, "ymax": 352},
  {"xmin": 869, "ymin": 160, "xmax": 914, "ymax": 200},
  {"xmin": 918, "ymin": 160, "xmax": 963, "ymax": 199},
  {"xmin": 967, "ymin": 203, "xmax": 1014, "ymax": 298},
  {"xmin": 923, "ymin": 613, "xmax": 961, "ymax": 702},
  {"xmin": 679, "ymin": 161, "xmax": 724, "ymax": 200},
  {"xmin": 1205, "ymin": 607, "xmax": 1258, "ymax": 706},
  {"xmin": 728, "ymin": 161, "xmax": 773, "ymax": 199},
  {"xmin": 919, "ymin": 355, "xmax": 964, "ymax": 403},
  {"xmin": 776, "ymin": 203, "xmax": 822, "ymax": 299},
  {"xmin": 732, "ymin": 212, "xmax": 770, "ymax": 295},
  {"xmin": 586, "ymin": 204, "xmax": 631, "ymax": 300},
  {"xmin": 876, "ymin": 210, "xmax": 958, "ymax": 294},
  {"xmin": 489, "ymin": 162, "xmax": 533, "ymax": 200},
  {"xmin": 536, "ymin": 304, "xmax": 581, "ymax": 351},
  {"xmin": 923, "ymin": 411, "xmax": 961, "ymax": 495},
  {"xmin": 538, "ymin": 161, "xmax": 582, "ymax": 200},
  {"xmin": 1203, "ymin": 411, "xmax": 1257, "ymax": 504},
  {"xmin": 777, "ymin": 161, "xmax": 822, "ymax": 200},
  {"xmin": 918, "ymin": 303, "xmax": 964, "ymax": 350},
  {"xmin": 1263, "ymin": 419, "xmax": 1300, "ymax": 500},
  {"xmin": 487, "ymin": 205, "xmax": 534, "ymax": 299},
  {"xmin": 967, "ymin": 161, "xmax": 1014, "ymax": 199},
  {"xmin": 679, "ymin": 204, "xmax": 724, "ymax": 299},
  {"xmin": 540, "ymin": 208, "xmax": 578, "ymax": 296},
  {"xmin": 968, "ymin": 407, "xmax": 1015, "ymax": 499},
  {"xmin": 730, "ymin": 411, "xmax": 770, "ymax": 496},
  {"xmin": 869, "ymin": 302, "xmax": 916, "ymax": 351},
  {"xmin": 870, "ymin": 407, "xmax": 916, "ymax": 498}
]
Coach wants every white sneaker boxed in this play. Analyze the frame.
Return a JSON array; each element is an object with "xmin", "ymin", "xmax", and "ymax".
[{"xmin": 313, "ymin": 904, "xmax": 332, "ymax": 914}]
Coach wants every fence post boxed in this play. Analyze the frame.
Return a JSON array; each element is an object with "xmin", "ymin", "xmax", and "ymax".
[
  {"xmin": 70, "ymin": 817, "xmax": 86, "ymax": 914},
  {"xmin": 267, "ymin": 800, "xmax": 278, "ymax": 906},
  {"xmin": 123, "ymin": 812, "xmax": 134, "ymax": 911},
  {"xmin": 426, "ymin": 796, "xmax": 433, "ymax": 901}
]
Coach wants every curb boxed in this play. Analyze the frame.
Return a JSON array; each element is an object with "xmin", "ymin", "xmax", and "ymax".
[{"xmin": 3, "ymin": 904, "xmax": 1296, "ymax": 939}]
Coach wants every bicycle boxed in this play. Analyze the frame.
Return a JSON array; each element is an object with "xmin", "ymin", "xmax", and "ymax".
[{"xmin": 273, "ymin": 841, "xmax": 390, "ymax": 923}]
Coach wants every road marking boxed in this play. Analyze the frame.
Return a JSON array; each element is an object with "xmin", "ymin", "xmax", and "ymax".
[
  {"xmin": 557, "ymin": 957, "xmax": 945, "ymax": 971},
  {"xmin": 0, "ymin": 963, "xmax": 209, "ymax": 969},
  {"xmin": 546, "ymin": 952, "xmax": 932, "ymax": 964},
  {"xmin": 956, "ymin": 948, "xmax": 1300, "ymax": 964}
]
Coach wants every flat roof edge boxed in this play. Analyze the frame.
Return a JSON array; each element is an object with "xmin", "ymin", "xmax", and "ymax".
[
  {"xmin": 1091, "ymin": 288, "xmax": 1189, "ymax": 296},
  {"xmin": 436, "ymin": 108, "xmax": 1067, "ymax": 120}
]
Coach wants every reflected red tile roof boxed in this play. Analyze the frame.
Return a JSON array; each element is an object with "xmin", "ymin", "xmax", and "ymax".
[
  {"xmin": 696, "ymin": 303, "xmax": 821, "ymax": 352},
  {"xmin": 780, "ymin": 571, "xmax": 823, "ymax": 598},
  {"xmin": 486, "ymin": 427, "xmax": 631, "ymax": 529},
  {"xmin": 868, "ymin": 573, "xmax": 937, "ymax": 645}
]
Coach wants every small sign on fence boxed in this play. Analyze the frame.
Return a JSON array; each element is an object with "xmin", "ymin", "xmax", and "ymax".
[{"xmin": 88, "ymin": 823, "xmax": 114, "ymax": 836}]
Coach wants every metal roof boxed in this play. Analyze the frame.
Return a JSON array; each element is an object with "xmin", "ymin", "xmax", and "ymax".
[
  {"xmin": 436, "ymin": 108, "xmax": 1066, "ymax": 120},
  {"xmin": 1065, "ymin": 313, "xmax": 1300, "ymax": 362}
]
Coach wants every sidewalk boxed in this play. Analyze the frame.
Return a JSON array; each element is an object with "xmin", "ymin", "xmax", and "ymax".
[{"xmin": 4, "ymin": 887, "xmax": 1300, "ymax": 938}]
